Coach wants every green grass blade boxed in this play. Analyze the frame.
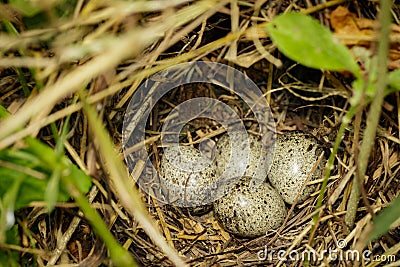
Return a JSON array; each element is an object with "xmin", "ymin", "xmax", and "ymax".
[
  {"xmin": 388, "ymin": 69, "xmax": 400, "ymax": 92},
  {"xmin": 0, "ymin": 105, "xmax": 10, "ymax": 119},
  {"xmin": 369, "ymin": 195, "xmax": 400, "ymax": 241},
  {"xmin": 62, "ymin": 177, "xmax": 138, "ymax": 267},
  {"xmin": 80, "ymin": 90, "xmax": 187, "ymax": 266}
]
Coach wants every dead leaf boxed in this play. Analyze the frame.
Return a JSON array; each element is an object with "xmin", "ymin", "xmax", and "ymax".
[
  {"xmin": 330, "ymin": 6, "xmax": 400, "ymax": 69},
  {"xmin": 330, "ymin": 6, "xmax": 374, "ymax": 46}
]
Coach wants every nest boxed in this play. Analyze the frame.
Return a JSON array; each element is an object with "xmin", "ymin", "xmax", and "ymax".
[{"xmin": 1, "ymin": 0, "xmax": 399, "ymax": 266}]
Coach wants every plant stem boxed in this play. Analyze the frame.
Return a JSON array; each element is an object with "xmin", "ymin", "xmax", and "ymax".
[
  {"xmin": 80, "ymin": 90, "xmax": 188, "ymax": 267},
  {"xmin": 2, "ymin": 20, "xmax": 31, "ymax": 96},
  {"xmin": 345, "ymin": 0, "xmax": 393, "ymax": 227},
  {"xmin": 310, "ymin": 103, "xmax": 356, "ymax": 238},
  {"xmin": 64, "ymin": 179, "xmax": 137, "ymax": 267}
]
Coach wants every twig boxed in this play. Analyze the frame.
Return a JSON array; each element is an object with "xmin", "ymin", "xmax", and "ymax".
[{"xmin": 47, "ymin": 185, "xmax": 99, "ymax": 265}]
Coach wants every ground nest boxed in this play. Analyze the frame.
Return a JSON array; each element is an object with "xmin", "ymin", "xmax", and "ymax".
[{"xmin": 0, "ymin": 0, "xmax": 399, "ymax": 266}]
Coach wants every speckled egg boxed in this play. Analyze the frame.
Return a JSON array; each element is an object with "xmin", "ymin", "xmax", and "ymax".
[
  {"xmin": 160, "ymin": 145, "xmax": 217, "ymax": 209},
  {"xmin": 215, "ymin": 132, "xmax": 271, "ymax": 183},
  {"xmin": 268, "ymin": 132, "xmax": 325, "ymax": 204},
  {"xmin": 213, "ymin": 176, "xmax": 287, "ymax": 237}
]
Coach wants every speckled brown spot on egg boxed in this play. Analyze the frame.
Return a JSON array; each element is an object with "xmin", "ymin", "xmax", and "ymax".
[
  {"xmin": 160, "ymin": 145, "xmax": 217, "ymax": 211},
  {"xmin": 213, "ymin": 176, "xmax": 287, "ymax": 238},
  {"xmin": 268, "ymin": 132, "xmax": 325, "ymax": 204},
  {"xmin": 215, "ymin": 132, "xmax": 271, "ymax": 183}
]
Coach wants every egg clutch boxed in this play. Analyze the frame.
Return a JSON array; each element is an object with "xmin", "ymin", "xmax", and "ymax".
[{"xmin": 160, "ymin": 131, "xmax": 326, "ymax": 238}]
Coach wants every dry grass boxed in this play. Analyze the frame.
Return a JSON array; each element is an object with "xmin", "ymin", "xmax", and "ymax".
[{"xmin": 0, "ymin": 0, "xmax": 399, "ymax": 266}]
